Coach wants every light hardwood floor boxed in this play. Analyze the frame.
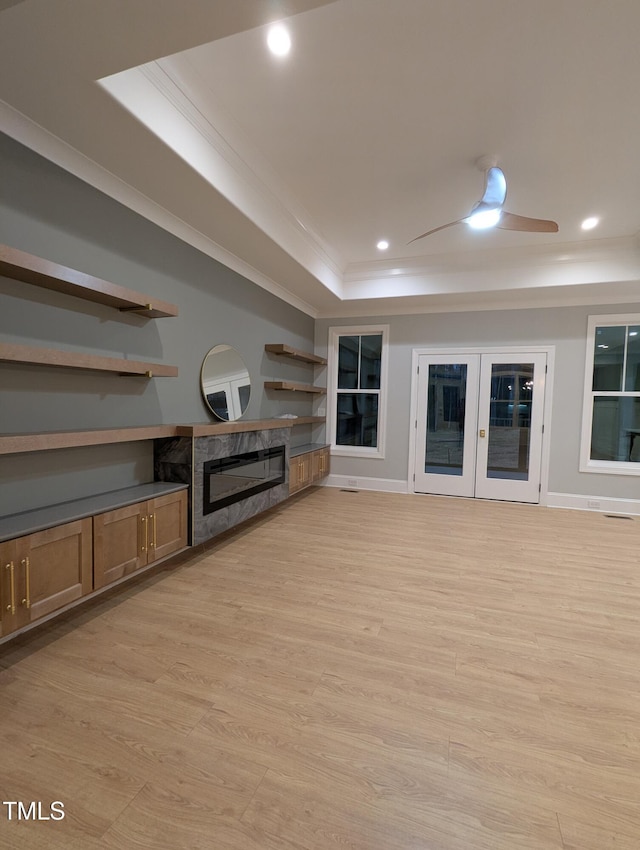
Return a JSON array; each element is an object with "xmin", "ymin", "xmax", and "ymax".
[{"xmin": 1, "ymin": 488, "xmax": 640, "ymax": 849}]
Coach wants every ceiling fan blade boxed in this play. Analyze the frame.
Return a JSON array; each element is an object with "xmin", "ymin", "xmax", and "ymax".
[
  {"xmin": 497, "ymin": 211, "xmax": 558, "ymax": 233},
  {"xmin": 480, "ymin": 166, "xmax": 507, "ymax": 208},
  {"xmin": 408, "ymin": 219, "xmax": 463, "ymax": 244}
]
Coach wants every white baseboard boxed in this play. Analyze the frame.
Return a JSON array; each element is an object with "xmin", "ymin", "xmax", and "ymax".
[
  {"xmin": 546, "ymin": 491, "xmax": 640, "ymax": 516},
  {"xmin": 324, "ymin": 474, "xmax": 409, "ymax": 494},
  {"xmin": 323, "ymin": 479, "xmax": 640, "ymax": 515}
]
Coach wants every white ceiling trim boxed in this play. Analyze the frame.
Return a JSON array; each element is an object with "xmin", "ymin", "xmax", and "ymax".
[
  {"xmin": 100, "ymin": 60, "xmax": 345, "ymax": 299},
  {"xmin": 345, "ymin": 236, "xmax": 640, "ymax": 280},
  {"xmin": 0, "ymin": 97, "xmax": 320, "ymax": 318},
  {"xmin": 342, "ymin": 236, "xmax": 640, "ymax": 300},
  {"xmin": 316, "ymin": 280, "xmax": 640, "ymax": 320}
]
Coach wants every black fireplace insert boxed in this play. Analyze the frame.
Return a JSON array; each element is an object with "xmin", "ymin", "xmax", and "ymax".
[{"xmin": 203, "ymin": 446, "xmax": 285, "ymax": 514}]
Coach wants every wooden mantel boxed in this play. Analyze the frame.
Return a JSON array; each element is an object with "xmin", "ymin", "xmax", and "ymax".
[{"xmin": 0, "ymin": 417, "xmax": 326, "ymax": 456}]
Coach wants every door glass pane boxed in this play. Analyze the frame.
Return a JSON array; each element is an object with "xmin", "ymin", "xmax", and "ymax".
[
  {"xmin": 487, "ymin": 363, "xmax": 533, "ymax": 480},
  {"xmin": 336, "ymin": 393, "xmax": 378, "ymax": 447},
  {"xmin": 425, "ymin": 364, "xmax": 467, "ymax": 475},
  {"xmin": 593, "ymin": 326, "xmax": 625, "ymax": 390},
  {"xmin": 591, "ymin": 396, "xmax": 640, "ymax": 461},
  {"xmin": 206, "ymin": 390, "xmax": 229, "ymax": 420}
]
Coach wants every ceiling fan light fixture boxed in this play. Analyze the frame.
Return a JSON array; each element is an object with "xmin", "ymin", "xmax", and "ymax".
[{"xmin": 467, "ymin": 208, "xmax": 502, "ymax": 230}]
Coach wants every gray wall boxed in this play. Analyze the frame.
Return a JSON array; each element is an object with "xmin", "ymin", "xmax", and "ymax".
[
  {"xmin": 316, "ymin": 305, "xmax": 640, "ymax": 501},
  {"xmin": 0, "ymin": 133, "xmax": 314, "ymax": 515}
]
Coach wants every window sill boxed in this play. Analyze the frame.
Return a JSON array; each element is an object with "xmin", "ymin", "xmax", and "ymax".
[
  {"xmin": 331, "ymin": 446, "xmax": 385, "ymax": 460},
  {"xmin": 580, "ymin": 459, "xmax": 640, "ymax": 476}
]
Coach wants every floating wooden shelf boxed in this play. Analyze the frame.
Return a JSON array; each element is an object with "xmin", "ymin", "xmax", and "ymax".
[
  {"xmin": 0, "ymin": 342, "xmax": 178, "ymax": 378},
  {"xmin": 291, "ymin": 416, "xmax": 326, "ymax": 426},
  {"xmin": 0, "ymin": 426, "xmax": 181, "ymax": 456},
  {"xmin": 0, "ymin": 244, "xmax": 178, "ymax": 318},
  {"xmin": 0, "ymin": 418, "xmax": 327, "ymax": 456},
  {"xmin": 264, "ymin": 381, "xmax": 326, "ymax": 394},
  {"xmin": 264, "ymin": 344, "xmax": 327, "ymax": 366}
]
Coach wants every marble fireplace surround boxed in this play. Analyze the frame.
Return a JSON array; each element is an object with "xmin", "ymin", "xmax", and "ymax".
[{"xmin": 154, "ymin": 423, "xmax": 291, "ymax": 546}]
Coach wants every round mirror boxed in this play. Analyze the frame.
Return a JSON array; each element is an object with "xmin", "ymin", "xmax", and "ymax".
[{"xmin": 200, "ymin": 345, "xmax": 251, "ymax": 421}]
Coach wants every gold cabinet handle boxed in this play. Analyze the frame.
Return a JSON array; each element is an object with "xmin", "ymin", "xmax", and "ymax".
[
  {"xmin": 21, "ymin": 557, "xmax": 30, "ymax": 609},
  {"xmin": 149, "ymin": 514, "xmax": 156, "ymax": 549},
  {"xmin": 140, "ymin": 515, "xmax": 147, "ymax": 553},
  {"xmin": 5, "ymin": 562, "xmax": 16, "ymax": 615}
]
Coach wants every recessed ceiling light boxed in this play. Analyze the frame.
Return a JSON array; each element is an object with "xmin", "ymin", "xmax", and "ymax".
[
  {"xmin": 376, "ymin": 240, "xmax": 389, "ymax": 251},
  {"xmin": 581, "ymin": 216, "xmax": 599, "ymax": 230},
  {"xmin": 267, "ymin": 23, "xmax": 291, "ymax": 57}
]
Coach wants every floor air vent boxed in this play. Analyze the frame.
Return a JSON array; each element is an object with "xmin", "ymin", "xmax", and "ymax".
[{"xmin": 604, "ymin": 514, "xmax": 634, "ymax": 520}]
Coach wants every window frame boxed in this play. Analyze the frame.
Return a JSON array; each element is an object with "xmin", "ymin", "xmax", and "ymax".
[
  {"xmin": 580, "ymin": 313, "xmax": 640, "ymax": 475},
  {"xmin": 327, "ymin": 324, "xmax": 389, "ymax": 459}
]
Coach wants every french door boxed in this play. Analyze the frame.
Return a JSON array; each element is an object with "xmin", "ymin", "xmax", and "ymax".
[{"xmin": 414, "ymin": 351, "xmax": 547, "ymax": 502}]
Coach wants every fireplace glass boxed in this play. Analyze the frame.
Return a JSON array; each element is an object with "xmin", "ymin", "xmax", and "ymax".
[{"xmin": 203, "ymin": 446, "xmax": 285, "ymax": 514}]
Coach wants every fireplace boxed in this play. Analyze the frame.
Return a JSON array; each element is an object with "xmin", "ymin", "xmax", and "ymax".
[{"xmin": 203, "ymin": 446, "xmax": 285, "ymax": 515}]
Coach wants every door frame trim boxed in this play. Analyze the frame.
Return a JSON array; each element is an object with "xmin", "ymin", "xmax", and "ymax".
[{"xmin": 408, "ymin": 345, "xmax": 556, "ymax": 504}]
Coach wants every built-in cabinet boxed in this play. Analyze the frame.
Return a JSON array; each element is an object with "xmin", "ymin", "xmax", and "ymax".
[
  {"xmin": 0, "ymin": 484, "xmax": 188, "ymax": 640},
  {"xmin": 289, "ymin": 453, "xmax": 312, "ymax": 494},
  {"xmin": 0, "ymin": 249, "xmax": 333, "ymax": 642},
  {"xmin": 93, "ymin": 490, "xmax": 187, "ymax": 589},
  {"xmin": 1, "ymin": 519, "xmax": 92, "ymax": 637},
  {"xmin": 289, "ymin": 444, "xmax": 330, "ymax": 495}
]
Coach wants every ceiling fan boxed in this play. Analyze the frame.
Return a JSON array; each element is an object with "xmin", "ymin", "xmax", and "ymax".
[{"xmin": 409, "ymin": 156, "xmax": 559, "ymax": 243}]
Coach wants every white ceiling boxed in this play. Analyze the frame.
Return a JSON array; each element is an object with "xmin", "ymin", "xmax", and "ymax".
[{"xmin": 1, "ymin": 0, "xmax": 640, "ymax": 317}]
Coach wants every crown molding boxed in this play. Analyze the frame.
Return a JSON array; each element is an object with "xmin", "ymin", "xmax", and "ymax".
[
  {"xmin": 3, "ymin": 95, "xmax": 640, "ymax": 323},
  {"xmin": 0, "ymin": 98, "xmax": 320, "ymax": 317},
  {"xmin": 100, "ymin": 59, "xmax": 344, "ymax": 299},
  {"xmin": 340, "ymin": 235, "xmax": 640, "ymax": 303},
  {"xmin": 316, "ymin": 279, "xmax": 640, "ymax": 320},
  {"xmin": 344, "ymin": 235, "xmax": 640, "ymax": 282}
]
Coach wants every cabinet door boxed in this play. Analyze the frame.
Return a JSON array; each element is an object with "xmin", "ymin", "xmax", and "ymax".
[
  {"xmin": 289, "ymin": 454, "xmax": 312, "ymax": 495},
  {"xmin": 23, "ymin": 519, "xmax": 93, "ymax": 625},
  {"xmin": 289, "ymin": 457, "xmax": 302, "ymax": 494},
  {"xmin": 0, "ymin": 540, "xmax": 18, "ymax": 637},
  {"xmin": 93, "ymin": 502, "xmax": 147, "ymax": 589},
  {"xmin": 2, "ymin": 520, "xmax": 93, "ymax": 632},
  {"xmin": 148, "ymin": 490, "xmax": 187, "ymax": 562},
  {"xmin": 312, "ymin": 448, "xmax": 330, "ymax": 482}
]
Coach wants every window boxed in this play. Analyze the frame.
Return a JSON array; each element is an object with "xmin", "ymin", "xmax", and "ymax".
[
  {"xmin": 581, "ymin": 314, "xmax": 640, "ymax": 474},
  {"xmin": 328, "ymin": 325, "xmax": 389, "ymax": 458}
]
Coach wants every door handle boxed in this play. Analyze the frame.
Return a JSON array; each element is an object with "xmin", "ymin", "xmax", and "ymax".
[
  {"xmin": 21, "ymin": 557, "xmax": 31, "ymax": 609},
  {"xmin": 479, "ymin": 429, "xmax": 486, "ymax": 438},
  {"xmin": 140, "ymin": 515, "xmax": 147, "ymax": 553}
]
